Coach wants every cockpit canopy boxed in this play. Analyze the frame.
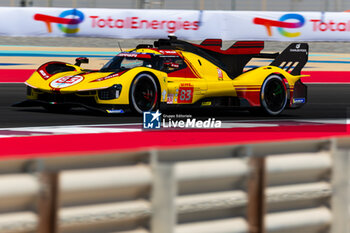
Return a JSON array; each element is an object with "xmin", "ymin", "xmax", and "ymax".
[{"xmin": 100, "ymin": 52, "xmax": 186, "ymax": 74}]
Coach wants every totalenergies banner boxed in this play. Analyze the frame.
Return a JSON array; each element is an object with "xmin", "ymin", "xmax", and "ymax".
[{"xmin": 0, "ymin": 7, "xmax": 350, "ymax": 41}]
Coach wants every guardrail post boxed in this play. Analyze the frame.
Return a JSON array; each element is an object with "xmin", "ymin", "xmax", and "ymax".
[
  {"xmin": 247, "ymin": 156, "xmax": 266, "ymax": 233},
  {"xmin": 150, "ymin": 150, "xmax": 177, "ymax": 233},
  {"xmin": 331, "ymin": 142, "xmax": 350, "ymax": 233},
  {"xmin": 37, "ymin": 171, "xmax": 60, "ymax": 233}
]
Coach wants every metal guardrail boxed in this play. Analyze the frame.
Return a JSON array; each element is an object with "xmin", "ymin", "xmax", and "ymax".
[{"xmin": 0, "ymin": 138, "xmax": 348, "ymax": 233}]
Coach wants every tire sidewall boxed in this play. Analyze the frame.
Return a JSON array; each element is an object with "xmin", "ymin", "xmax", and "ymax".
[
  {"xmin": 130, "ymin": 73, "xmax": 159, "ymax": 114},
  {"xmin": 260, "ymin": 75, "xmax": 287, "ymax": 115}
]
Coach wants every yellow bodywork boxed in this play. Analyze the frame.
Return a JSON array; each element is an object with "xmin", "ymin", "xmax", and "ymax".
[{"xmin": 25, "ymin": 48, "xmax": 306, "ymax": 108}]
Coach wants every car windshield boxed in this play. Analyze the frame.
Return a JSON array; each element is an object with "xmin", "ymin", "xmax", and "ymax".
[{"xmin": 100, "ymin": 55, "xmax": 155, "ymax": 72}]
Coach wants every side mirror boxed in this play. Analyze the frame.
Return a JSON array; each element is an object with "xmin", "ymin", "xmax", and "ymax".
[{"xmin": 75, "ymin": 57, "xmax": 89, "ymax": 66}]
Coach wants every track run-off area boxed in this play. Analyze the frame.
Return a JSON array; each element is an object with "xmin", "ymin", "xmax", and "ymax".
[{"xmin": 1, "ymin": 44, "xmax": 350, "ymax": 158}]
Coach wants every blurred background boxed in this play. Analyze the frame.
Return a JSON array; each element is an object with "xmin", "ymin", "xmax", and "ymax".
[
  {"xmin": 0, "ymin": 1, "xmax": 349, "ymax": 233},
  {"xmin": 0, "ymin": 0, "xmax": 347, "ymax": 12}
]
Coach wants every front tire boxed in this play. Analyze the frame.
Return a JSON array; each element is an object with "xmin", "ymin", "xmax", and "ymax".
[
  {"xmin": 254, "ymin": 75, "xmax": 288, "ymax": 116},
  {"xmin": 129, "ymin": 73, "xmax": 159, "ymax": 114}
]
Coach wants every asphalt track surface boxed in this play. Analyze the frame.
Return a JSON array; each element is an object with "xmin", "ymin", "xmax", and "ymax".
[{"xmin": 2, "ymin": 83, "xmax": 349, "ymax": 128}]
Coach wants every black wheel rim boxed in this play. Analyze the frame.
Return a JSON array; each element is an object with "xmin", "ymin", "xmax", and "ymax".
[
  {"xmin": 264, "ymin": 79, "xmax": 285, "ymax": 112},
  {"xmin": 133, "ymin": 77, "xmax": 157, "ymax": 112}
]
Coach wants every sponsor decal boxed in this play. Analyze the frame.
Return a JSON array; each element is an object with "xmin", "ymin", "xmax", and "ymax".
[
  {"xmin": 201, "ymin": 101, "xmax": 212, "ymax": 106},
  {"xmin": 180, "ymin": 83, "xmax": 193, "ymax": 87},
  {"xmin": 159, "ymin": 50, "xmax": 178, "ymax": 55},
  {"xmin": 162, "ymin": 90, "xmax": 167, "ymax": 101},
  {"xmin": 34, "ymin": 9, "xmax": 85, "ymax": 34},
  {"xmin": 167, "ymin": 94, "xmax": 174, "ymax": 104},
  {"xmin": 290, "ymin": 43, "xmax": 307, "ymax": 53},
  {"xmin": 163, "ymin": 117, "xmax": 221, "ymax": 128},
  {"xmin": 50, "ymin": 75, "xmax": 84, "ymax": 89},
  {"xmin": 90, "ymin": 71, "xmax": 125, "ymax": 82},
  {"xmin": 117, "ymin": 52, "xmax": 152, "ymax": 59},
  {"xmin": 164, "ymin": 62, "xmax": 180, "ymax": 68},
  {"xmin": 38, "ymin": 69, "xmax": 50, "ymax": 80},
  {"xmin": 106, "ymin": 109, "xmax": 125, "ymax": 114},
  {"xmin": 143, "ymin": 110, "xmax": 222, "ymax": 129},
  {"xmin": 178, "ymin": 83, "xmax": 194, "ymax": 104},
  {"xmin": 143, "ymin": 110, "xmax": 162, "ymax": 129},
  {"xmin": 217, "ymin": 68, "xmax": 223, "ymax": 80},
  {"xmin": 89, "ymin": 16, "xmax": 199, "ymax": 33},
  {"xmin": 293, "ymin": 98, "xmax": 305, "ymax": 104},
  {"xmin": 253, "ymin": 13, "xmax": 305, "ymax": 37}
]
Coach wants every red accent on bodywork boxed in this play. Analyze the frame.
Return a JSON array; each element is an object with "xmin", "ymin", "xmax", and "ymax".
[
  {"xmin": 200, "ymin": 39, "xmax": 223, "ymax": 46},
  {"xmin": 194, "ymin": 40, "xmax": 264, "ymax": 55},
  {"xmin": 166, "ymin": 54, "xmax": 201, "ymax": 79},
  {"xmin": 183, "ymin": 58, "xmax": 201, "ymax": 79},
  {"xmin": 199, "ymin": 39, "xmax": 223, "ymax": 51},
  {"xmin": 289, "ymin": 89, "xmax": 294, "ymax": 106},
  {"xmin": 37, "ymin": 61, "xmax": 71, "ymax": 80},
  {"xmin": 236, "ymin": 90, "xmax": 261, "ymax": 106},
  {"xmin": 167, "ymin": 67, "xmax": 199, "ymax": 79}
]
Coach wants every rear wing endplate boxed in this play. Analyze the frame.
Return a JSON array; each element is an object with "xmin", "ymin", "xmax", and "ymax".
[{"xmin": 269, "ymin": 43, "xmax": 309, "ymax": 75}]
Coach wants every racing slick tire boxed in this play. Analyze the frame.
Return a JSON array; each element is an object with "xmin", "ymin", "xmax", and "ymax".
[
  {"xmin": 250, "ymin": 75, "xmax": 288, "ymax": 116},
  {"xmin": 129, "ymin": 73, "xmax": 159, "ymax": 114}
]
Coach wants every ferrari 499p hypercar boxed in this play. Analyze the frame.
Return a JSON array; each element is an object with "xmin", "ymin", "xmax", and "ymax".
[{"xmin": 14, "ymin": 36, "xmax": 308, "ymax": 115}]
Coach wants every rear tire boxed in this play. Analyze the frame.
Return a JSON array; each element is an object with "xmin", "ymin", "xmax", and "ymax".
[
  {"xmin": 129, "ymin": 73, "xmax": 159, "ymax": 114},
  {"xmin": 251, "ymin": 75, "xmax": 287, "ymax": 116}
]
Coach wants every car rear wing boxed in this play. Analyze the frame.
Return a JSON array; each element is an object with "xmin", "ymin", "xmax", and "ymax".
[
  {"xmin": 269, "ymin": 43, "xmax": 309, "ymax": 75},
  {"xmin": 153, "ymin": 37, "xmax": 308, "ymax": 78},
  {"xmin": 192, "ymin": 39, "xmax": 308, "ymax": 77}
]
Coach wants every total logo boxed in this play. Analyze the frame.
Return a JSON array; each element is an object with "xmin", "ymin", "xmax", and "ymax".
[
  {"xmin": 253, "ymin": 13, "xmax": 305, "ymax": 37},
  {"xmin": 34, "ymin": 9, "xmax": 85, "ymax": 34}
]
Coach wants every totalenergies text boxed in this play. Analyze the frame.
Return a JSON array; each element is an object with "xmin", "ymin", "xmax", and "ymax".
[
  {"xmin": 310, "ymin": 19, "xmax": 350, "ymax": 32},
  {"xmin": 89, "ymin": 16, "xmax": 200, "ymax": 33}
]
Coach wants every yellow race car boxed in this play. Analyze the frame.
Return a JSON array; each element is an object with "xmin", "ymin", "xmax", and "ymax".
[{"xmin": 14, "ymin": 36, "xmax": 308, "ymax": 115}]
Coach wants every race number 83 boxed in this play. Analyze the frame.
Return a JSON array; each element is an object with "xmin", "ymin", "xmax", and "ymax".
[{"xmin": 178, "ymin": 86, "xmax": 193, "ymax": 103}]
